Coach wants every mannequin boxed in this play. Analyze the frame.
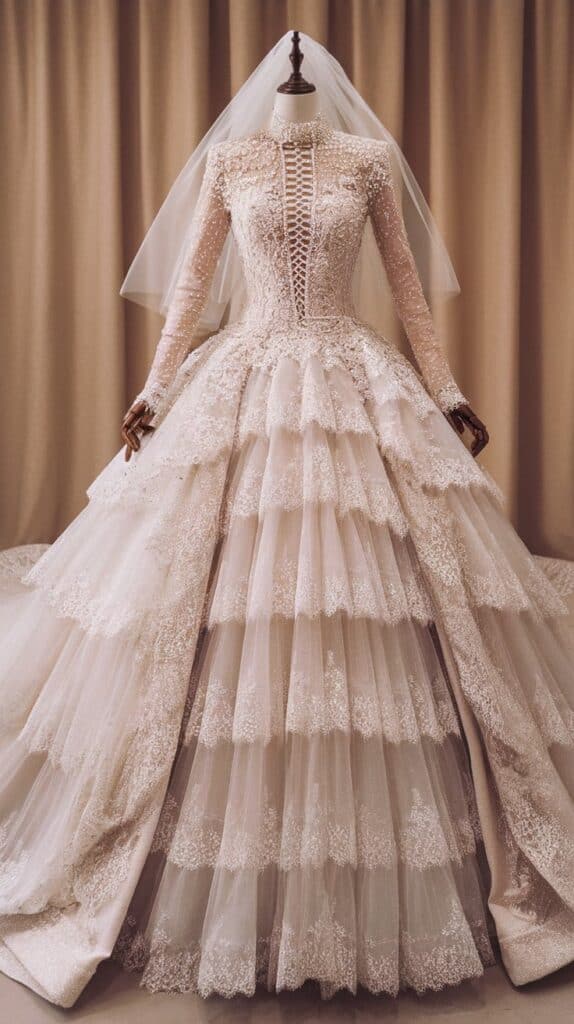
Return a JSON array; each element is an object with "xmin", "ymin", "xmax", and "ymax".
[
  {"xmin": 272, "ymin": 29, "xmax": 320, "ymax": 123},
  {"xmin": 122, "ymin": 30, "xmax": 488, "ymax": 459}
]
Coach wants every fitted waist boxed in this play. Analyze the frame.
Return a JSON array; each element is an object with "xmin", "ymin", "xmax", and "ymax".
[{"xmin": 236, "ymin": 313, "xmax": 363, "ymax": 329}]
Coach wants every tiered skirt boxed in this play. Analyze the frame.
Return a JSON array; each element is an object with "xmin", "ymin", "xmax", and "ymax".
[{"xmin": 1, "ymin": 319, "xmax": 574, "ymax": 1004}]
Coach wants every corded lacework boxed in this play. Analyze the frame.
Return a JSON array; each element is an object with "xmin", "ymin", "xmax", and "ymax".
[
  {"xmin": 281, "ymin": 143, "xmax": 315, "ymax": 319},
  {"xmin": 135, "ymin": 119, "xmax": 470, "ymax": 414}
]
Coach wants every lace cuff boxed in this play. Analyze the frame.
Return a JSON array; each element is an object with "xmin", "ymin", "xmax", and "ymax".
[
  {"xmin": 132, "ymin": 384, "xmax": 165, "ymax": 415},
  {"xmin": 434, "ymin": 382, "xmax": 468, "ymax": 414}
]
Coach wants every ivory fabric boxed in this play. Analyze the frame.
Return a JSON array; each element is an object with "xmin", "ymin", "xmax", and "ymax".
[
  {"xmin": 2, "ymin": 106, "xmax": 574, "ymax": 1006},
  {"xmin": 1, "ymin": 1, "xmax": 573, "ymax": 556}
]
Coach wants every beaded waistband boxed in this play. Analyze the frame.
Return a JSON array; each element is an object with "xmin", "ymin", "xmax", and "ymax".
[{"xmin": 236, "ymin": 314, "xmax": 361, "ymax": 327}]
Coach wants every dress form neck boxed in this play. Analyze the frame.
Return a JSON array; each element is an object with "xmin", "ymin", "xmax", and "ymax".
[
  {"xmin": 267, "ymin": 108, "xmax": 331, "ymax": 146},
  {"xmin": 272, "ymin": 91, "xmax": 320, "ymax": 123}
]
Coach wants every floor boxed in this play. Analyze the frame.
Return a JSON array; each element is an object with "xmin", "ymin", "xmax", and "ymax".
[{"xmin": 1, "ymin": 960, "xmax": 574, "ymax": 1024}]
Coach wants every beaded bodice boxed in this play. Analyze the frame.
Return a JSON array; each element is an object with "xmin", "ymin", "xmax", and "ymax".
[
  {"xmin": 224, "ymin": 110, "xmax": 368, "ymax": 325},
  {"xmin": 138, "ymin": 110, "xmax": 466, "ymax": 414}
]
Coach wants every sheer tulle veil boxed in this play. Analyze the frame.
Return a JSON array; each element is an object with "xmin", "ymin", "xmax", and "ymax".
[{"xmin": 120, "ymin": 30, "xmax": 460, "ymax": 334}]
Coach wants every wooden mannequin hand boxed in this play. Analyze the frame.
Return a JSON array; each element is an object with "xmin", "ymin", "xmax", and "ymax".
[
  {"xmin": 121, "ymin": 399, "xmax": 155, "ymax": 461},
  {"xmin": 446, "ymin": 403, "xmax": 489, "ymax": 458}
]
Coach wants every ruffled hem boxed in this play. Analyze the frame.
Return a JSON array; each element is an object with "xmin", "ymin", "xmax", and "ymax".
[
  {"xmin": 115, "ymin": 925, "xmax": 495, "ymax": 1000},
  {"xmin": 112, "ymin": 856, "xmax": 495, "ymax": 999}
]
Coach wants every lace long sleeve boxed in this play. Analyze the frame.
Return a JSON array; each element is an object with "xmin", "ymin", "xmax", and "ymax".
[
  {"xmin": 136, "ymin": 145, "xmax": 230, "ymax": 410},
  {"xmin": 367, "ymin": 143, "xmax": 467, "ymax": 413}
]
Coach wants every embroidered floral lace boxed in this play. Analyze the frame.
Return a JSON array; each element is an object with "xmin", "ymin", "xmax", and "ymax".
[
  {"xmin": 136, "ymin": 110, "xmax": 467, "ymax": 413},
  {"xmin": 2, "ymin": 110, "xmax": 574, "ymax": 1010}
]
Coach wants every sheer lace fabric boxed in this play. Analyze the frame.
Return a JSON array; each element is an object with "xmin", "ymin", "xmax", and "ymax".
[
  {"xmin": 2, "ymin": 111, "xmax": 574, "ymax": 1007},
  {"xmin": 136, "ymin": 111, "xmax": 466, "ymax": 413}
]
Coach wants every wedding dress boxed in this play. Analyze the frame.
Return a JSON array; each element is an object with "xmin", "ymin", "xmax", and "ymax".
[{"xmin": 2, "ymin": 108, "xmax": 574, "ymax": 1008}]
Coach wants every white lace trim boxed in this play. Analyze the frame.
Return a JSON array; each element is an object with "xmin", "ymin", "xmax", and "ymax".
[
  {"xmin": 153, "ymin": 786, "xmax": 480, "ymax": 874},
  {"xmin": 87, "ymin": 324, "xmax": 498, "ymax": 509},
  {"xmin": 536, "ymin": 556, "xmax": 574, "ymax": 598},
  {"xmin": 0, "ymin": 544, "xmax": 49, "ymax": 581},
  {"xmin": 114, "ymin": 895, "xmax": 495, "ymax": 999}
]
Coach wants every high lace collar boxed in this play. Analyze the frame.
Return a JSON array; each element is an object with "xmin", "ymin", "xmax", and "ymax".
[{"xmin": 267, "ymin": 109, "xmax": 332, "ymax": 147}]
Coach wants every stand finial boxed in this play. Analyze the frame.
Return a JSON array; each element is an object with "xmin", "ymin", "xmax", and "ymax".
[{"xmin": 277, "ymin": 30, "xmax": 316, "ymax": 94}]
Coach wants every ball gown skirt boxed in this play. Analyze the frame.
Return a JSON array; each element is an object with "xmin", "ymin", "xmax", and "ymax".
[{"xmin": 1, "ymin": 318, "xmax": 574, "ymax": 1005}]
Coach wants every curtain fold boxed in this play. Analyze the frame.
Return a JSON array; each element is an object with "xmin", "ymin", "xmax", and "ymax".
[{"xmin": 1, "ymin": 0, "xmax": 573, "ymax": 557}]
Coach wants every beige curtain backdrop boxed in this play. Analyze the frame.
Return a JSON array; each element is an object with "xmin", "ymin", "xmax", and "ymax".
[{"xmin": 1, "ymin": 0, "xmax": 573, "ymax": 556}]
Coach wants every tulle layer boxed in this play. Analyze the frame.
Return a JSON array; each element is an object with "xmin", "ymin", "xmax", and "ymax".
[
  {"xmin": 86, "ymin": 339, "xmax": 499, "ymax": 508},
  {"xmin": 0, "ymin": 597, "xmax": 481, "ymax": 913},
  {"xmin": 24, "ymin": 456, "xmax": 228, "ymax": 640},
  {"xmin": 208, "ymin": 505, "xmax": 432, "ymax": 624},
  {"xmin": 2, "ymin": 319, "xmax": 574, "ymax": 1002},
  {"xmin": 473, "ymin": 607, "xmax": 574, "ymax": 749},
  {"xmin": 5, "ymin": 592, "xmax": 571, "ymax": 793},
  {"xmin": 186, "ymin": 612, "xmax": 574, "ymax": 751},
  {"xmin": 23, "ymin": 329, "xmax": 561, "ymax": 639},
  {"xmin": 149, "ymin": 730, "xmax": 481, "ymax": 874},
  {"xmin": 0, "ymin": 586, "xmax": 199, "ymax": 918},
  {"xmin": 208, "ymin": 493, "xmax": 563, "ymax": 626},
  {"xmin": 2, "ymin": 588, "xmax": 157, "ymax": 770},
  {"xmin": 23, "ymin": 462, "xmax": 564, "ymax": 645},
  {"xmin": 90, "ymin": 323, "xmax": 443, "ymax": 499},
  {"xmin": 221, "ymin": 421, "xmax": 409, "ymax": 529},
  {"xmin": 114, "ymin": 857, "xmax": 495, "ymax": 999},
  {"xmin": 186, "ymin": 616, "xmax": 460, "ymax": 745}
]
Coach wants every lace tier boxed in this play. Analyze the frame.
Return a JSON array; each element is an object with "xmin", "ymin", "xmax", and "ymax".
[{"xmin": 114, "ymin": 859, "xmax": 495, "ymax": 999}]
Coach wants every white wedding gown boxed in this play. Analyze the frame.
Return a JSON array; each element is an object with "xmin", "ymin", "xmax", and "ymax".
[{"xmin": 2, "ymin": 110, "xmax": 574, "ymax": 1006}]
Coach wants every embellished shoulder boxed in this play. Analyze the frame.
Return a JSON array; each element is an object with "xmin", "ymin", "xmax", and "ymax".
[
  {"xmin": 208, "ymin": 136, "xmax": 253, "ymax": 158},
  {"xmin": 204, "ymin": 140, "xmax": 230, "ymax": 164},
  {"xmin": 329, "ymin": 131, "xmax": 390, "ymax": 158},
  {"xmin": 207, "ymin": 132, "xmax": 276, "ymax": 191},
  {"xmin": 210, "ymin": 132, "xmax": 275, "ymax": 161},
  {"xmin": 310, "ymin": 131, "xmax": 392, "ymax": 199},
  {"xmin": 203, "ymin": 136, "xmax": 269, "ymax": 208},
  {"xmin": 356, "ymin": 137, "xmax": 394, "ymax": 197}
]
